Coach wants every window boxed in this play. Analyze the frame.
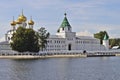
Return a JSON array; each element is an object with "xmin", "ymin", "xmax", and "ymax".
[
  {"xmin": 62, "ymin": 28, "xmax": 64, "ymax": 31},
  {"xmin": 8, "ymin": 37, "xmax": 10, "ymax": 40}
]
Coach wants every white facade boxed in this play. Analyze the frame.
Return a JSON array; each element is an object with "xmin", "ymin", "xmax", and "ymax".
[
  {"xmin": 45, "ymin": 13, "xmax": 106, "ymax": 51},
  {"xmin": 46, "ymin": 34, "xmax": 106, "ymax": 51}
]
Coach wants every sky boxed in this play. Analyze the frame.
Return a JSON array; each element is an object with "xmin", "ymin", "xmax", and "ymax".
[{"xmin": 0, "ymin": 0, "xmax": 120, "ymax": 41}]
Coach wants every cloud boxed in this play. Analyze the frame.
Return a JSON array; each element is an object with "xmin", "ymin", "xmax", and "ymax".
[
  {"xmin": 76, "ymin": 30, "xmax": 93, "ymax": 37},
  {"xmin": 71, "ymin": 23, "xmax": 120, "ymax": 38},
  {"xmin": 0, "ymin": 0, "xmax": 120, "ymax": 39}
]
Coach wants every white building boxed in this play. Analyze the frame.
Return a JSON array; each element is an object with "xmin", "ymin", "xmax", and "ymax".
[
  {"xmin": 0, "ymin": 12, "xmax": 108, "ymax": 51},
  {"xmin": 45, "ymin": 13, "xmax": 107, "ymax": 51}
]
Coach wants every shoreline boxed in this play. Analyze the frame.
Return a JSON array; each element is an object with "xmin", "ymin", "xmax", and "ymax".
[
  {"xmin": 0, "ymin": 54, "xmax": 87, "ymax": 59},
  {"xmin": 0, "ymin": 50, "xmax": 120, "ymax": 59},
  {"xmin": 0, "ymin": 54, "xmax": 119, "ymax": 59}
]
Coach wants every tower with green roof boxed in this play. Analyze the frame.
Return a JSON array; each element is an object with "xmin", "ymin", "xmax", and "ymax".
[
  {"xmin": 56, "ymin": 13, "xmax": 76, "ymax": 50},
  {"xmin": 57, "ymin": 13, "xmax": 72, "ymax": 33},
  {"xmin": 103, "ymin": 33, "xmax": 109, "ymax": 50}
]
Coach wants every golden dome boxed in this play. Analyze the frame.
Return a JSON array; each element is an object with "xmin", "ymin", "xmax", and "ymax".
[
  {"xmin": 28, "ymin": 16, "xmax": 34, "ymax": 25},
  {"xmin": 10, "ymin": 16, "xmax": 16, "ymax": 26},
  {"xmin": 18, "ymin": 14, "xmax": 27, "ymax": 22},
  {"xmin": 28, "ymin": 19, "xmax": 34, "ymax": 25},
  {"xmin": 17, "ymin": 10, "xmax": 27, "ymax": 22},
  {"xmin": 16, "ymin": 19, "xmax": 22, "ymax": 24},
  {"xmin": 10, "ymin": 20, "xmax": 16, "ymax": 26}
]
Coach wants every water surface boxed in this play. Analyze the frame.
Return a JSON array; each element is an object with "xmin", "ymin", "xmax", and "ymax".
[{"xmin": 0, "ymin": 57, "xmax": 120, "ymax": 80}]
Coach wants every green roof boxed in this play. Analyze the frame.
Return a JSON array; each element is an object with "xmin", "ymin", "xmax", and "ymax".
[
  {"xmin": 60, "ymin": 13, "xmax": 71, "ymax": 28},
  {"xmin": 103, "ymin": 33, "xmax": 109, "ymax": 40}
]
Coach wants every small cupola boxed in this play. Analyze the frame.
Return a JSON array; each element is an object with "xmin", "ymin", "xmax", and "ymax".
[{"xmin": 28, "ymin": 16, "xmax": 34, "ymax": 29}]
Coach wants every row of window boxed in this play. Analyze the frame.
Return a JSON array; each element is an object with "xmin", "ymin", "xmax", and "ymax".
[
  {"xmin": 45, "ymin": 49, "xmax": 66, "ymax": 51},
  {"xmin": 67, "ymin": 38, "xmax": 73, "ymax": 40},
  {"xmin": 47, "ymin": 40, "xmax": 65, "ymax": 44},
  {"xmin": 62, "ymin": 27, "xmax": 71, "ymax": 31},
  {"xmin": 76, "ymin": 40, "xmax": 99, "ymax": 44},
  {"xmin": 47, "ymin": 45, "xmax": 66, "ymax": 48},
  {"xmin": 47, "ymin": 40, "xmax": 99, "ymax": 44}
]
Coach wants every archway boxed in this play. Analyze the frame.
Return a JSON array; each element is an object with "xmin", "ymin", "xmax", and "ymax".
[{"xmin": 68, "ymin": 44, "xmax": 71, "ymax": 51}]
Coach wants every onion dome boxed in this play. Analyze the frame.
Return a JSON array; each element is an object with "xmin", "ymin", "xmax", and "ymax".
[
  {"xmin": 18, "ymin": 15, "xmax": 27, "ymax": 22},
  {"xmin": 28, "ymin": 17, "xmax": 34, "ymax": 25},
  {"xmin": 18, "ymin": 10, "xmax": 27, "ymax": 22},
  {"xmin": 10, "ymin": 21, "xmax": 16, "ymax": 26},
  {"xmin": 28, "ymin": 19, "xmax": 34, "ymax": 25},
  {"xmin": 10, "ymin": 16, "xmax": 16, "ymax": 26},
  {"xmin": 16, "ymin": 19, "xmax": 22, "ymax": 24}
]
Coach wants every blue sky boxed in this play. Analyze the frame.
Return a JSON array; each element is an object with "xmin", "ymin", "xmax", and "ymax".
[{"xmin": 0, "ymin": 0, "xmax": 120, "ymax": 41}]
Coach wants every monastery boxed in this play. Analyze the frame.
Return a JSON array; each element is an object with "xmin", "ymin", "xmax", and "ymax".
[{"xmin": 0, "ymin": 12, "xmax": 109, "ymax": 51}]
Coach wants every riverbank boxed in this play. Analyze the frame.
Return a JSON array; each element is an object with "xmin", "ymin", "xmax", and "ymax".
[
  {"xmin": 0, "ymin": 50, "xmax": 120, "ymax": 59},
  {"xmin": 0, "ymin": 54, "xmax": 87, "ymax": 59}
]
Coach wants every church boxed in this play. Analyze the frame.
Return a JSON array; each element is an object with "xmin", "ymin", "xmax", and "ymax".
[{"xmin": 0, "ymin": 12, "xmax": 109, "ymax": 51}]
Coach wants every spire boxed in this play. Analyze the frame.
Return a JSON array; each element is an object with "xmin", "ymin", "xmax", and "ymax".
[
  {"xmin": 103, "ymin": 33, "xmax": 109, "ymax": 40},
  {"xmin": 22, "ymin": 9, "xmax": 24, "ymax": 15},
  {"xmin": 30, "ymin": 16, "xmax": 32, "ymax": 20},
  {"xmin": 10, "ymin": 16, "xmax": 16, "ymax": 30},
  {"xmin": 13, "ymin": 16, "xmax": 14, "ymax": 21},
  {"xmin": 60, "ymin": 13, "xmax": 71, "ymax": 28}
]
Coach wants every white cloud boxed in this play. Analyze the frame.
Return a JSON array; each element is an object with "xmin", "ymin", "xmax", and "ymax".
[
  {"xmin": 76, "ymin": 30, "xmax": 93, "ymax": 37},
  {"xmin": 71, "ymin": 23, "xmax": 120, "ymax": 38},
  {"xmin": 0, "ymin": 0, "xmax": 120, "ymax": 39}
]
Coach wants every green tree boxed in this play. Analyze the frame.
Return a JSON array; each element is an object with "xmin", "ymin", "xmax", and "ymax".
[
  {"xmin": 94, "ymin": 31, "xmax": 109, "ymax": 44},
  {"xmin": 10, "ymin": 27, "xmax": 39, "ymax": 52},
  {"xmin": 109, "ymin": 38, "xmax": 120, "ymax": 48},
  {"xmin": 109, "ymin": 39, "xmax": 116, "ymax": 48},
  {"xmin": 37, "ymin": 27, "xmax": 50, "ymax": 51}
]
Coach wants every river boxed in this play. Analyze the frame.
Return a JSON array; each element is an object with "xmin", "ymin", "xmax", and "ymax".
[{"xmin": 0, "ymin": 57, "xmax": 120, "ymax": 80}]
